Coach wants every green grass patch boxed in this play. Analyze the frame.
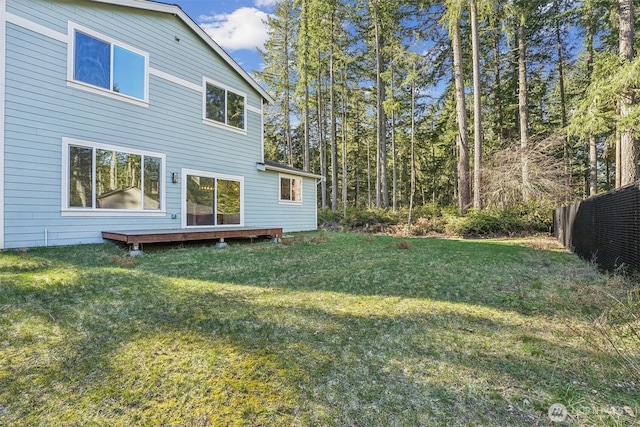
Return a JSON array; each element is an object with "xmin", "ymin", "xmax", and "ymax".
[{"xmin": 1, "ymin": 233, "xmax": 638, "ymax": 426}]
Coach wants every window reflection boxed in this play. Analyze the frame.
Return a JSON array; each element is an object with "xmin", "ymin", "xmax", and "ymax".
[
  {"xmin": 96, "ymin": 150, "xmax": 142, "ymax": 209},
  {"xmin": 186, "ymin": 174, "xmax": 241, "ymax": 226},
  {"xmin": 144, "ymin": 157, "xmax": 161, "ymax": 209},
  {"xmin": 74, "ymin": 32, "xmax": 110, "ymax": 90},
  {"xmin": 204, "ymin": 82, "xmax": 245, "ymax": 129},
  {"xmin": 205, "ymin": 84, "xmax": 225, "ymax": 123},
  {"xmin": 280, "ymin": 177, "xmax": 302, "ymax": 202},
  {"xmin": 69, "ymin": 146, "xmax": 93, "ymax": 208},
  {"xmin": 217, "ymin": 179, "xmax": 240, "ymax": 224},
  {"xmin": 67, "ymin": 144, "xmax": 162, "ymax": 211},
  {"xmin": 73, "ymin": 30, "xmax": 146, "ymax": 101},
  {"xmin": 227, "ymin": 92, "xmax": 245, "ymax": 129}
]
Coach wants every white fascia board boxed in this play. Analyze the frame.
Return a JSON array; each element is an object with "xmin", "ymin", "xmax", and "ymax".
[{"xmin": 89, "ymin": 0, "xmax": 274, "ymax": 104}]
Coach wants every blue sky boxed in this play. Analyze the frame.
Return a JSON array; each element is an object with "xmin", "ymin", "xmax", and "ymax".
[{"xmin": 175, "ymin": 0, "xmax": 276, "ymax": 75}]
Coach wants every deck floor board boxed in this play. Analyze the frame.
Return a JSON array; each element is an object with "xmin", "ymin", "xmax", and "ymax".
[{"xmin": 102, "ymin": 228, "xmax": 282, "ymax": 245}]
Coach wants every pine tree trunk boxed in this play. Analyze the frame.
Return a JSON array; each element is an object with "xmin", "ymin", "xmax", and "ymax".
[
  {"xmin": 391, "ymin": 69, "xmax": 397, "ymax": 211},
  {"xmin": 554, "ymin": 0, "xmax": 571, "ymax": 198},
  {"xmin": 470, "ymin": 0, "xmax": 482, "ymax": 210},
  {"xmin": 317, "ymin": 64, "xmax": 327, "ymax": 209},
  {"xmin": 329, "ymin": 11, "xmax": 338, "ymax": 211},
  {"xmin": 452, "ymin": 20, "xmax": 470, "ymax": 214},
  {"xmin": 619, "ymin": 0, "xmax": 637, "ymax": 185},
  {"xmin": 585, "ymin": 0, "xmax": 597, "ymax": 196},
  {"xmin": 616, "ymin": 129, "xmax": 622, "ymax": 187},
  {"xmin": 373, "ymin": 0, "xmax": 388, "ymax": 208},
  {"xmin": 367, "ymin": 133, "xmax": 372, "ymax": 208},
  {"xmin": 493, "ymin": 29, "xmax": 504, "ymax": 146},
  {"xmin": 342, "ymin": 69, "xmax": 348, "ymax": 215},
  {"xmin": 283, "ymin": 16, "xmax": 292, "ymax": 166},
  {"xmin": 518, "ymin": 16, "xmax": 530, "ymax": 201},
  {"xmin": 589, "ymin": 135, "xmax": 598, "ymax": 195},
  {"xmin": 302, "ymin": 0, "xmax": 310, "ymax": 172},
  {"xmin": 408, "ymin": 77, "xmax": 416, "ymax": 226}
]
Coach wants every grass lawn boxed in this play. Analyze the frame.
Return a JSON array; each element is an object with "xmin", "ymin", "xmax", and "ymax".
[{"xmin": 1, "ymin": 232, "xmax": 638, "ymax": 426}]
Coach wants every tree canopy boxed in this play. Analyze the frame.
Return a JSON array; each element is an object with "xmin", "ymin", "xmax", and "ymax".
[{"xmin": 258, "ymin": 0, "xmax": 640, "ymax": 212}]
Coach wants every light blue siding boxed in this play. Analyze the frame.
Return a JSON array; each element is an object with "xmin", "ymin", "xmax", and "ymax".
[
  {"xmin": 3, "ymin": 0, "xmax": 316, "ymax": 249},
  {"xmin": 246, "ymin": 173, "xmax": 318, "ymax": 232}
]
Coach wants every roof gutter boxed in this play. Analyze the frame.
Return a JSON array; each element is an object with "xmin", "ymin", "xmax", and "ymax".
[{"xmin": 257, "ymin": 162, "xmax": 324, "ymax": 180}]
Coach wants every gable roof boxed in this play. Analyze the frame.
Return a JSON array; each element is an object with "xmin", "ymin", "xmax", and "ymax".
[{"xmin": 90, "ymin": 0, "xmax": 274, "ymax": 104}]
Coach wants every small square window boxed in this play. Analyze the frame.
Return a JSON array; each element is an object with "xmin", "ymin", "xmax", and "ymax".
[{"xmin": 280, "ymin": 176, "xmax": 302, "ymax": 203}]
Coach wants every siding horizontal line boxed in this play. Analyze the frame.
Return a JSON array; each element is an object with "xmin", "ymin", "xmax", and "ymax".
[
  {"xmin": 201, "ymin": 119, "xmax": 248, "ymax": 135},
  {"xmin": 150, "ymin": 68, "xmax": 201, "ymax": 92},
  {"xmin": 6, "ymin": 12, "xmax": 67, "ymax": 43},
  {"xmin": 247, "ymin": 104, "xmax": 261, "ymax": 114}
]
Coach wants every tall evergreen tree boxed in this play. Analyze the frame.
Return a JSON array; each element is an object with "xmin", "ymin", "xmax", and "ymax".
[
  {"xmin": 443, "ymin": 0, "xmax": 471, "ymax": 214},
  {"xmin": 618, "ymin": 0, "xmax": 637, "ymax": 185}
]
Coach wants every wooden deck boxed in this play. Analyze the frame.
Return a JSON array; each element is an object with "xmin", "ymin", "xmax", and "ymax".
[{"xmin": 102, "ymin": 227, "xmax": 283, "ymax": 248}]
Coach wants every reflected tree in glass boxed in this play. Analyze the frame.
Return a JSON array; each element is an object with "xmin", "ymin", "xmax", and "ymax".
[
  {"xmin": 292, "ymin": 178, "xmax": 301, "ymax": 201},
  {"xmin": 205, "ymin": 84, "xmax": 225, "ymax": 123},
  {"xmin": 280, "ymin": 178, "xmax": 291, "ymax": 201},
  {"xmin": 144, "ymin": 157, "xmax": 161, "ymax": 209},
  {"xmin": 69, "ymin": 146, "xmax": 93, "ymax": 208},
  {"xmin": 74, "ymin": 32, "xmax": 110, "ymax": 90},
  {"xmin": 95, "ymin": 149, "xmax": 141, "ymax": 209},
  {"xmin": 217, "ymin": 179, "xmax": 240, "ymax": 224},
  {"xmin": 227, "ymin": 92, "xmax": 245, "ymax": 129}
]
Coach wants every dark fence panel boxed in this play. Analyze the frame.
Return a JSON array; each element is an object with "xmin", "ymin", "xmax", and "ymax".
[{"xmin": 554, "ymin": 181, "xmax": 640, "ymax": 272}]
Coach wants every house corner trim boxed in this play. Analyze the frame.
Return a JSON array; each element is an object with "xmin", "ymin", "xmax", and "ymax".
[{"xmin": 0, "ymin": 0, "xmax": 7, "ymax": 249}]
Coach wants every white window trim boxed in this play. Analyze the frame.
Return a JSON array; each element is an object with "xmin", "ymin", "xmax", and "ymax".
[
  {"xmin": 61, "ymin": 137, "xmax": 166, "ymax": 216},
  {"xmin": 279, "ymin": 173, "xmax": 303, "ymax": 204},
  {"xmin": 202, "ymin": 77, "xmax": 247, "ymax": 134},
  {"xmin": 67, "ymin": 21, "xmax": 150, "ymax": 107},
  {"xmin": 181, "ymin": 168, "xmax": 245, "ymax": 228}
]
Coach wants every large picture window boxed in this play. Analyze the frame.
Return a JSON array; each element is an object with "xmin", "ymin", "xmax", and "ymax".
[
  {"xmin": 185, "ymin": 171, "xmax": 243, "ymax": 227},
  {"xmin": 204, "ymin": 80, "xmax": 246, "ymax": 130},
  {"xmin": 69, "ymin": 24, "xmax": 148, "ymax": 102},
  {"xmin": 64, "ymin": 139, "xmax": 163, "ymax": 212},
  {"xmin": 280, "ymin": 175, "xmax": 302, "ymax": 203}
]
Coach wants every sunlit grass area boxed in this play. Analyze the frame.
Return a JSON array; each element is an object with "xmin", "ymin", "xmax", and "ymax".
[{"xmin": 1, "ymin": 232, "xmax": 638, "ymax": 426}]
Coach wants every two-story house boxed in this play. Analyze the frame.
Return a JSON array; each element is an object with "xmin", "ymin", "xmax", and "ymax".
[{"xmin": 0, "ymin": 0, "xmax": 320, "ymax": 249}]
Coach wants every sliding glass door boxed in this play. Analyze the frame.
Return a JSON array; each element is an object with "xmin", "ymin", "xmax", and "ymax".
[{"xmin": 184, "ymin": 170, "xmax": 243, "ymax": 227}]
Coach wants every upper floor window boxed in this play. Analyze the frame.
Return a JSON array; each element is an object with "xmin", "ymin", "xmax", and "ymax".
[
  {"xmin": 203, "ymin": 80, "xmax": 246, "ymax": 130},
  {"xmin": 69, "ymin": 23, "xmax": 148, "ymax": 103}
]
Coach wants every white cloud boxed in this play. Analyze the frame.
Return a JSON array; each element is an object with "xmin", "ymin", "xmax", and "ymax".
[
  {"xmin": 199, "ymin": 7, "xmax": 270, "ymax": 51},
  {"xmin": 254, "ymin": 0, "xmax": 277, "ymax": 7}
]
